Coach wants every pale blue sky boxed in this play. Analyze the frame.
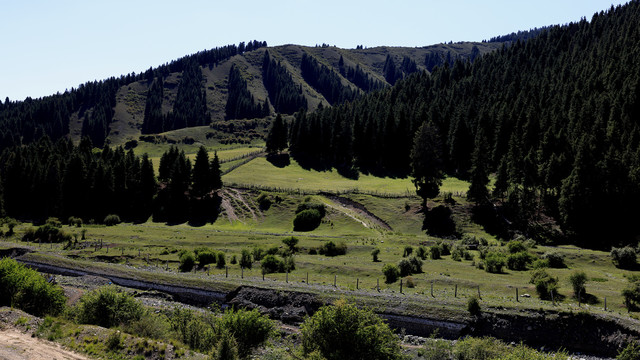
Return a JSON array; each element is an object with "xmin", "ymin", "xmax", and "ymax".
[{"xmin": 0, "ymin": 0, "xmax": 627, "ymax": 101}]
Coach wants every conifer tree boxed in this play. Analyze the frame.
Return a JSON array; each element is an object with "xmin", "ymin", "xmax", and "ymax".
[
  {"xmin": 191, "ymin": 146, "xmax": 210, "ymax": 197},
  {"xmin": 467, "ymin": 128, "xmax": 490, "ymax": 204},
  {"xmin": 410, "ymin": 121, "xmax": 444, "ymax": 206},
  {"xmin": 266, "ymin": 114, "xmax": 288, "ymax": 155}
]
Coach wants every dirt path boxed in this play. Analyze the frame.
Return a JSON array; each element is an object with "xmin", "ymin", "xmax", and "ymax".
[
  {"xmin": 323, "ymin": 195, "xmax": 393, "ymax": 231},
  {"xmin": 0, "ymin": 329, "xmax": 89, "ymax": 360}
]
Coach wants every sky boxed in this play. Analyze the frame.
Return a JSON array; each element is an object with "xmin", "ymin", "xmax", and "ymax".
[{"xmin": 0, "ymin": 0, "xmax": 628, "ymax": 101}]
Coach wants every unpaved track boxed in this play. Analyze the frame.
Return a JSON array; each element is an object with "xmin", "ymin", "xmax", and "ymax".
[{"xmin": 0, "ymin": 329, "xmax": 89, "ymax": 360}]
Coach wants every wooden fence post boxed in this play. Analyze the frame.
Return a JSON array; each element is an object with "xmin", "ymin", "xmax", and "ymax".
[
  {"xmin": 400, "ymin": 279, "xmax": 403, "ymax": 294},
  {"xmin": 516, "ymin": 288, "xmax": 519, "ymax": 302},
  {"xmin": 455, "ymin": 284, "xmax": 457, "ymax": 298},
  {"xmin": 334, "ymin": 275, "xmax": 337, "ymax": 287}
]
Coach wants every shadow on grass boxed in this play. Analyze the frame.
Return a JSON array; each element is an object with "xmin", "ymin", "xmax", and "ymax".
[{"xmin": 266, "ymin": 153, "xmax": 291, "ymax": 168}]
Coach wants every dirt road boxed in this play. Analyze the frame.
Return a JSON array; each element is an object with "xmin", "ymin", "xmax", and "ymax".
[{"xmin": 0, "ymin": 329, "xmax": 88, "ymax": 360}]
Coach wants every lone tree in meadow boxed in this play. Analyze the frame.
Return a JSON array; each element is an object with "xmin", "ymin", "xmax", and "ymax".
[
  {"xmin": 266, "ymin": 113, "xmax": 288, "ymax": 155},
  {"xmin": 410, "ymin": 121, "xmax": 444, "ymax": 207}
]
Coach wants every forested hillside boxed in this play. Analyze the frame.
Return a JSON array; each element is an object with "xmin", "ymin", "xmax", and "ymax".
[
  {"xmin": 289, "ymin": 1, "xmax": 640, "ymax": 246},
  {"xmin": 0, "ymin": 41, "xmax": 498, "ymax": 150}
]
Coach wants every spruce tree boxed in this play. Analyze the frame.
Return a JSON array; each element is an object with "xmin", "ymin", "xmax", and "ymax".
[
  {"xmin": 191, "ymin": 146, "xmax": 211, "ymax": 197},
  {"xmin": 410, "ymin": 121, "xmax": 444, "ymax": 206},
  {"xmin": 467, "ymin": 128, "xmax": 490, "ymax": 204},
  {"xmin": 266, "ymin": 114, "xmax": 288, "ymax": 155},
  {"xmin": 210, "ymin": 152, "xmax": 222, "ymax": 190}
]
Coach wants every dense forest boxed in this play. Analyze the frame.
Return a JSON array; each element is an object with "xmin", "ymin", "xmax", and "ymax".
[
  {"xmin": 225, "ymin": 64, "xmax": 270, "ymax": 120},
  {"xmin": 262, "ymin": 51, "xmax": 308, "ymax": 114},
  {"xmin": 289, "ymin": 1, "xmax": 640, "ymax": 246},
  {"xmin": 0, "ymin": 136, "xmax": 221, "ymax": 225}
]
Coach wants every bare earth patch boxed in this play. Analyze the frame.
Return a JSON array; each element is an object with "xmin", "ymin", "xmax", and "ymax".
[{"xmin": 0, "ymin": 329, "xmax": 89, "ymax": 360}]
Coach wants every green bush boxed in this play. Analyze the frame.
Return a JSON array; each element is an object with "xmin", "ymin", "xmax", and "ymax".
[
  {"xmin": 260, "ymin": 254, "xmax": 293, "ymax": 274},
  {"xmin": 239, "ymin": 249, "xmax": 253, "ymax": 269},
  {"xmin": 416, "ymin": 246, "xmax": 428, "ymax": 259},
  {"xmin": 542, "ymin": 252, "xmax": 566, "ymax": 268},
  {"xmin": 106, "ymin": 330, "xmax": 123, "ymax": 351},
  {"xmin": 293, "ymin": 209, "xmax": 323, "ymax": 231},
  {"xmin": 104, "ymin": 214, "xmax": 121, "ymax": 226},
  {"xmin": 530, "ymin": 269, "xmax": 559, "ymax": 300},
  {"xmin": 0, "ymin": 258, "xmax": 66, "ymax": 316},
  {"xmin": 617, "ymin": 341, "xmax": 640, "ymax": 360},
  {"xmin": 22, "ymin": 224, "xmax": 71, "ymax": 243},
  {"xmin": 568, "ymin": 271, "xmax": 587, "ymax": 299},
  {"xmin": 212, "ymin": 328, "xmax": 239, "ymax": 360},
  {"xmin": 622, "ymin": 274, "xmax": 640, "ymax": 310},
  {"xmin": 196, "ymin": 250, "xmax": 217, "ymax": 267},
  {"xmin": 318, "ymin": 241, "xmax": 347, "ymax": 256},
  {"xmin": 300, "ymin": 301, "xmax": 404, "ymax": 360},
  {"xmin": 484, "ymin": 252, "xmax": 507, "ymax": 273},
  {"xmin": 252, "ymin": 247, "xmax": 265, "ymax": 261},
  {"xmin": 467, "ymin": 296, "xmax": 481, "ymax": 316},
  {"xmin": 453, "ymin": 337, "xmax": 510, "ymax": 360},
  {"xmin": 507, "ymin": 240, "xmax": 527, "ymax": 254},
  {"xmin": 76, "ymin": 286, "xmax": 143, "ymax": 328},
  {"xmin": 611, "ymin": 246, "xmax": 637, "ymax": 269},
  {"xmin": 216, "ymin": 252, "xmax": 226, "ymax": 269},
  {"xmin": 257, "ymin": 192, "xmax": 272, "ymax": 211},
  {"xmin": 296, "ymin": 201, "xmax": 326, "ymax": 217},
  {"xmin": 398, "ymin": 259, "xmax": 413, "ymax": 277},
  {"xmin": 382, "ymin": 264, "xmax": 400, "ymax": 283},
  {"xmin": 492, "ymin": 343, "xmax": 568, "ymax": 360},
  {"xmin": 421, "ymin": 338, "xmax": 453, "ymax": 360},
  {"xmin": 402, "ymin": 245, "xmax": 413, "ymax": 257},
  {"xmin": 507, "ymin": 251, "xmax": 535, "ymax": 271},
  {"xmin": 125, "ymin": 311, "xmax": 170, "ymax": 340},
  {"xmin": 282, "ymin": 236, "xmax": 299, "ymax": 253},
  {"xmin": 430, "ymin": 245, "xmax": 441, "ymax": 259},
  {"xmin": 67, "ymin": 216, "xmax": 83, "ymax": 227},
  {"xmin": 179, "ymin": 252, "xmax": 196, "ymax": 272},
  {"xmin": 218, "ymin": 308, "xmax": 275, "ymax": 358},
  {"xmin": 169, "ymin": 307, "xmax": 216, "ymax": 353}
]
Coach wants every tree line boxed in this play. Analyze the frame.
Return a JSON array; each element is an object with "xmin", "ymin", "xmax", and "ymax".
[
  {"xmin": 0, "ymin": 136, "xmax": 222, "ymax": 225},
  {"xmin": 225, "ymin": 64, "xmax": 270, "ymax": 120},
  {"xmin": 300, "ymin": 52, "xmax": 358, "ymax": 105},
  {"xmin": 288, "ymin": 1, "xmax": 640, "ymax": 247}
]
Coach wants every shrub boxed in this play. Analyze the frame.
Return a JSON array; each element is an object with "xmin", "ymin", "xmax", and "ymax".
[
  {"xmin": 371, "ymin": 248, "xmax": 381, "ymax": 262},
  {"xmin": 438, "ymin": 241, "xmax": 452, "ymax": 255},
  {"xmin": 542, "ymin": 252, "xmax": 566, "ymax": 268},
  {"xmin": 282, "ymin": 236, "xmax": 299, "ymax": 253},
  {"xmin": 532, "ymin": 259, "xmax": 549, "ymax": 269},
  {"xmin": 403, "ymin": 245, "xmax": 413, "ymax": 257},
  {"xmin": 104, "ymin": 214, "xmax": 121, "ymax": 226},
  {"xmin": 451, "ymin": 244, "xmax": 470, "ymax": 262},
  {"xmin": 416, "ymin": 246, "xmax": 428, "ymax": 259},
  {"xmin": 218, "ymin": 308, "xmax": 275, "ymax": 358},
  {"xmin": 46, "ymin": 217, "xmax": 62, "ymax": 228},
  {"xmin": 622, "ymin": 274, "xmax": 640, "ymax": 310},
  {"xmin": 76, "ymin": 286, "xmax": 143, "ymax": 328},
  {"xmin": 507, "ymin": 251, "xmax": 535, "ymax": 271},
  {"xmin": 257, "ymin": 192, "xmax": 272, "ymax": 211},
  {"xmin": 296, "ymin": 201, "xmax": 326, "ymax": 217},
  {"xmin": 212, "ymin": 328, "xmax": 239, "ymax": 360},
  {"xmin": 196, "ymin": 250, "xmax": 217, "ymax": 267},
  {"xmin": 611, "ymin": 246, "xmax": 637, "ymax": 269},
  {"xmin": 467, "ymin": 296, "xmax": 481, "ymax": 316},
  {"xmin": 168, "ymin": 307, "xmax": 216, "ymax": 353},
  {"xmin": 260, "ymin": 254, "xmax": 293, "ymax": 274},
  {"xmin": 617, "ymin": 341, "xmax": 640, "ymax": 360},
  {"xmin": 216, "ymin": 252, "xmax": 226, "ymax": 269},
  {"xmin": 67, "ymin": 216, "xmax": 83, "ymax": 227},
  {"xmin": 382, "ymin": 264, "xmax": 400, "ymax": 283},
  {"xmin": 318, "ymin": 241, "xmax": 347, "ymax": 256},
  {"xmin": 530, "ymin": 269, "xmax": 559, "ymax": 300},
  {"xmin": 179, "ymin": 252, "xmax": 196, "ymax": 272},
  {"xmin": 239, "ymin": 249, "xmax": 252, "ymax": 269},
  {"xmin": 398, "ymin": 259, "xmax": 413, "ymax": 277},
  {"xmin": 405, "ymin": 276, "xmax": 416, "ymax": 288},
  {"xmin": 125, "ymin": 311, "xmax": 170, "ymax": 340},
  {"xmin": 106, "ymin": 330, "xmax": 123, "ymax": 351},
  {"xmin": 0, "ymin": 258, "xmax": 66, "ymax": 316},
  {"xmin": 409, "ymin": 256, "xmax": 423, "ymax": 273},
  {"xmin": 293, "ymin": 209, "xmax": 323, "ymax": 231},
  {"xmin": 421, "ymin": 338, "xmax": 453, "ymax": 360},
  {"xmin": 430, "ymin": 245, "xmax": 441, "ymax": 259},
  {"xmin": 492, "ymin": 343, "xmax": 568, "ymax": 360},
  {"xmin": 484, "ymin": 252, "xmax": 507, "ymax": 273},
  {"xmin": 23, "ymin": 224, "xmax": 71, "ymax": 243},
  {"xmin": 507, "ymin": 240, "xmax": 527, "ymax": 254},
  {"xmin": 252, "ymin": 247, "xmax": 265, "ymax": 261},
  {"xmin": 453, "ymin": 337, "xmax": 510, "ymax": 360},
  {"xmin": 230, "ymin": 255, "xmax": 238, "ymax": 264},
  {"xmin": 568, "ymin": 271, "xmax": 588, "ymax": 299},
  {"xmin": 300, "ymin": 300, "xmax": 404, "ymax": 360}
]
